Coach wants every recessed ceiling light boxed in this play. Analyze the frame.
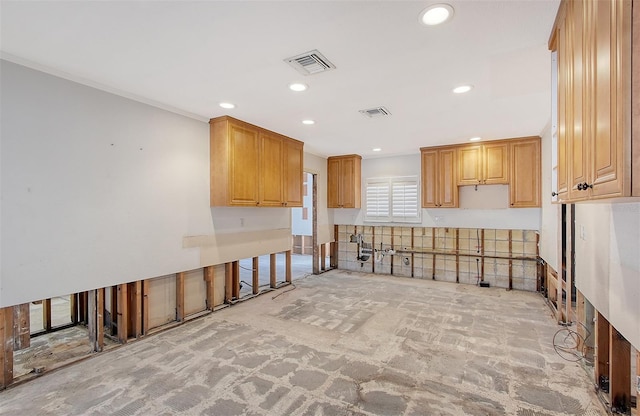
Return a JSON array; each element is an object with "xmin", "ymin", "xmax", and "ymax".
[
  {"xmin": 469, "ymin": 137, "xmax": 482, "ymax": 142},
  {"xmin": 302, "ymin": 119, "xmax": 315, "ymax": 125},
  {"xmin": 419, "ymin": 4, "xmax": 454, "ymax": 26},
  {"xmin": 453, "ymin": 85, "xmax": 473, "ymax": 94},
  {"xmin": 372, "ymin": 148, "xmax": 382, "ymax": 152},
  {"xmin": 289, "ymin": 83, "xmax": 308, "ymax": 92},
  {"xmin": 219, "ymin": 102, "xmax": 235, "ymax": 109}
]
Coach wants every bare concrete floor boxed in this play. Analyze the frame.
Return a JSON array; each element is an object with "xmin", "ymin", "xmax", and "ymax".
[{"xmin": 0, "ymin": 270, "xmax": 605, "ymax": 416}]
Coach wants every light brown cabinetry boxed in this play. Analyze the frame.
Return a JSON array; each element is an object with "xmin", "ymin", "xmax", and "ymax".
[
  {"xmin": 509, "ymin": 137, "xmax": 541, "ymax": 208},
  {"xmin": 210, "ymin": 116, "xmax": 304, "ymax": 207},
  {"xmin": 327, "ymin": 155, "xmax": 362, "ymax": 208},
  {"xmin": 421, "ymin": 146, "xmax": 458, "ymax": 208},
  {"xmin": 458, "ymin": 142, "xmax": 509, "ymax": 185},
  {"xmin": 550, "ymin": 0, "xmax": 636, "ymax": 202}
]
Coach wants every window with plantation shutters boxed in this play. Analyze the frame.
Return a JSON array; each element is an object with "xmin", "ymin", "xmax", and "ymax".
[{"xmin": 365, "ymin": 176, "xmax": 420, "ymax": 223}]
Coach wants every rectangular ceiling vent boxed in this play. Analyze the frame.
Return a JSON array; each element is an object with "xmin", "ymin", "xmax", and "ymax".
[
  {"xmin": 285, "ymin": 49, "xmax": 336, "ymax": 75},
  {"xmin": 359, "ymin": 107, "xmax": 392, "ymax": 118}
]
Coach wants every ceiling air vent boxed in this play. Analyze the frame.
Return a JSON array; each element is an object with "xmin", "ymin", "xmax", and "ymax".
[
  {"xmin": 285, "ymin": 49, "xmax": 336, "ymax": 75},
  {"xmin": 359, "ymin": 107, "xmax": 392, "ymax": 118}
]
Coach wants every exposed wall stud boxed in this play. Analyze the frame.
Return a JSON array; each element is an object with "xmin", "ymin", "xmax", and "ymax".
[
  {"xmin": 117, "ymin": 284, "xmax": 128, "ymax": 343},
  {"xmin": 176, "ymin": 272, "xmax": 185, "ymax": 322},
  {"xmin": 270, "ymin": 254, "xmax": 277, "ymax": 288},
  {"xmin": 142, "ymin": 280, "xmax": 150, "ymax": 334},
  {"xmin": 205, "ymin": 266, "xmax": 215, "ymax": 309},
  {"xmin": 595, "ymin": 312, "xmax": 610, "ymax": 389},
  {"xmin": 13, "ymin": 304, "xmax": 30, "ymax": 350},
  {"xmin": 285, "ymin": 250, "xmax": 292, "ymax": 283},
  {"xmin": 225, "ymin": 263, "xmax": 233, "ymax": 303},
  {"xmin": 0, "ymin": 307, "xmax": 14, "ymax": 389},
  {"xmin": 132, "ymin": 281, "xmax": 142, "ymax": 338},
  {"xmin": 252, "ymin": 258, "xmax": 259, "ymax": 295},
  {"xmin": 609, "ymin": 326, "xmax": 631, "ymax": 411},
  {"xmin": 42, "ymin": 298, "xmax": 52, "ymax": 331}
]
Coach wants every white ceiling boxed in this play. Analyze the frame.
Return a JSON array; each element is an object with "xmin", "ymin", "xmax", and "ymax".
[{"xmin": 0, "ymin": 0, "xmax": 559, "ymax": 159}]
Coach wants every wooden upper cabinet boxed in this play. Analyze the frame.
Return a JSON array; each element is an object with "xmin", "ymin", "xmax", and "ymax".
[
  {"xmin": 421, "ymin": 146, "xmax": 458, "ymax": 208},
  {"xmin": 210, "ymin": 116, "xmax": 304, "ymax": 207},
  {"xmin": 327, "ymin": 155, "xmax": 361, "ymax": 208},
  {"xmin": 458, "ymin": 142, "xmax": 509, "ymax": 185},
  {"xmin": 551, "ymin": 0, "xmax": 636, "ymax": 202},
  {"xmin": 283, "ymin": 139, "xmax": 304, "ymax": 207},
  {"xmin": 509, "ymin": 137, "xmax": 541, "ymax": 208}
]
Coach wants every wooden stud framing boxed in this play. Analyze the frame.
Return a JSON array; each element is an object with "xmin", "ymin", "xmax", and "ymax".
[
  {"xmin": 132, "ymin": 281, "xmax": 142, "ymax": 338},
  {"xmin": 609, "ymin": 327, "xmax": 631, "ymax": 410},
  {"xmin": 117, "ymin": 284, "xmax": 128, "ymax": 343},
  {"xmin": 390, "ymin": 226, "xmax": 395, "ymax": 276},
  {"xmin": 13, "ymin": 304, "xmax": 30, "ymax": 350},
  {"xmin": 508, "ymin": 230, "xmax": 513, "ymax": 290},
  {"xmin": 42, "ymin": 298, "xmax": 52, "ymax": 331},
  {"xmin": 330, "ymin": 224, "xmax": 339, "ymax": 269},
  {"xmin": 432, "ymin": 230, "xmax": 436, "ymax": 280},
  {"xmin": 320, "ymin": 243, "xmax": 326, "ymax": 271},
  {"xmin": 110, "ymin": 286, "xmax": 117, "ymax": 335},
  {"xmin": 576, "ymin": 291, "xmax": 586, "ymax": 345},
  {"xmin": 205, "ymin": 266, "xmax": 215, "ymax": 310},
  {"xmin": 595, "ymin": 311, "xmax": 610, "ymax": 388},
  {"xmin": 455, "ymin": 229, "xmax": 459, "ymax": 283},
  {"xmin": 312, "ymin": 173, "xmax": 319, "ymax": 275},
  {"xmin": 78, "ymin": 292, "xmax": 87, "ymax": 324},
  {"xmin": 270, "ymin": 253, "xmax": 277, "ymax": 288},
  {"xmin": 252, "ymin": 258, "xmax": 259, "ymax": 295},
  {"xmin": 225, "ymin": 262, "xmax": 233, "ymax": 303},
  {"xmin": 1, "ymin": 307, "xmax": 14, "ymax": 389},
  {"xmin": 176, "ymin": 272, "xmax": 185, "ymax": 322},
  {"xmin": 70, "ymin": 293, "xmax": 78, "ymax": 324},
  {"xmin": 232, "ymin": 261, "xmax": 240, "ymax": 299},
  {"xmin": 142, "ymin": 279, "xmax": 150, "ymax": 335},
  {"xmin": 87, "ymin": 289, "xmax": 104, "ymax": 352},
  {"xmin": 285, "ymin": 250, "xmax": 292, "ymax": 283},
  {"xmin": 480, "ymin": 229, "xmax": 485, "ymax": 282}
]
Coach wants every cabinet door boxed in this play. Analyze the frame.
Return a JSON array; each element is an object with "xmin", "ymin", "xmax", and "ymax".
[
  {"xmin": 510, "ymin": 139, "xmax": 541, "ymax": 207},
  {"xmin": 421, "ymin": 150, "xmax": 438, "ymax": 207},
  {"xmin": 439, "ymin": 148, "xmax": 458, "ymax": 208},
  {"xmin": 229, "ymin": 123, "xmax": 260, "ymax": 206},
  {"xmin": 284, "ymin": 140, "xmax": 304, "ymax": 207},
  {"xmin": 340, "ymin": 158, "xmax": 357, "ymax": 208},
  {"xmin": 568, "ymin": 0, "xmax": 589, "ymax": 201},
  {"xmin": 483, "ymin": 143, "xmax": 509, "ymax": 184},
  {"xmin": 259, "ymin": 132, "xmax": 284, "ymax": 207},
  {"xmin": 556, "ymin": 19, "xmax": 569, "ymax": 201},
  {"xmin": 589, "ymin": 0, "xmax": 628, "ymax": 198},
  {"xmin": 327, "ymin": 158, "xmax": 341, "ymax": 208},
  {"xmin": 457, "ymin": 145, "xmax": 482, "ymax": 185}
]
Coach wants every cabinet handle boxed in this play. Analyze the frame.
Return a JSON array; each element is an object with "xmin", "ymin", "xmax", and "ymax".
[
  {"xmin": 551, "ymin": 192, "xmax": 558, "ymax": 197},
  {"xmin": 578, "ymin": 182, "xmax": 593, "ymax": 191}
]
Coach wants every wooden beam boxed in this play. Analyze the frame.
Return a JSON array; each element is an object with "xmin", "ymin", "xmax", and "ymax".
[
  {"xmin": 142, "ymin": 280, "xmax": 150, "ymax": 335},
  {"xmin": 595, "ymin": 311, "xmax": 610, "ymax": 389},
  {"xmin": 176, "ymin": 272, "xmax": 185, "ymax": 322},
  {"xmin": 132, "ymin": 281, "xmax": 142, "ymax": 338},
  {"xmin": 330, "ymin": 224, "xmax": 338, "ymax": 268},
  {"xmin": 609, "ymin": 326, "xmax": 631, "ymax": 411},
  {"xmin": 78, "ymin": 292, "xmax": 87, "ymax": 324},
  {"xmin": 13, "ymin": 304, "xmax": 30, "ymax": 350},
  {"xmin": 97, "ymin": 288, "xmax": 104, "ymax": 351},
  {"xmin": 70, "ymin": 293, "xmax": 78, "ymax": 324},
  {"xmin": 205, "ymin": 266, "xmax": 215, "ymax": 310},
  {"xmin": 576, "ymin": 291, "xmax": 586, "ymax": 343},
  {"xmin": 0, "ymin": 307, "xmax": 14, "ymax": 389},
  {"xmin": 232, "ymin": 261, "xmax": 240, "ymax": 299},
  {"xmin": 455, "ymin": 228, "xmax": 459, "ymax": 283},
  {"xmin": 270, "ymin": 253, "xmax": 277, "ymax": 288},
  {"xmin": 285, "ymin": 250, "xmax": 292, "ymax": 283},
  {"xmin": 320, "ymin": 243, "xmax": 326, "ymax": 271},
  {"xmin": 224, "ymin": 263, "xmax": 233, "ymax": 303},
  {"xmin": 42, "ymin": 298, "xmax": 52, "ymax": 332},
  {"xmin": 117, "ymin": 284, "xmax": 128, "ymax": 343},
  {"xmin": 252, "ymin": 257, "xmax": 259, "ymax": 295},
  {"xmin": 508, "ymin": 230, "xmax": 513, "ymax": 290},
  {"xmin": 110, "ymin": 286, "xmax": 117, "ymax": 335}
]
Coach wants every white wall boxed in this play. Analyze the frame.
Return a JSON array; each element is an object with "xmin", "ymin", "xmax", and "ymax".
[
  {"xmin": 575, "ymin": 202, "xmax": 640, "ymax": 350},
  {"xmin": 1, "ymin": 60, "xmax": 329, "ymax": 307},
  {"xmin": 333, "ymin": 153, "xmax": 542, "ymax": 230},
  {"xmin": 539, "ymin": 121, "xmax": 559, "ymax": 270}
]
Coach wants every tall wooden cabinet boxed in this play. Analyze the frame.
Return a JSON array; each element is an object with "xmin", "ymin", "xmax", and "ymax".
[
  {"xmin": 458, "ymin": 142, "xmax": 509, "ymax": 185},
  {"xmin": 420, "ymin": 146, "xmax": 458, "ymax": 208},
  {"xmin": 210, "ymin": 116, "xmax": 304, "ymax": 207},
  {"xmin": 327, "ymin": 155, "xmax": 362, "ymax": 208},
  {"xmin": 550, "ymin": 0, "xmax": 636, "ymax": 202}
]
